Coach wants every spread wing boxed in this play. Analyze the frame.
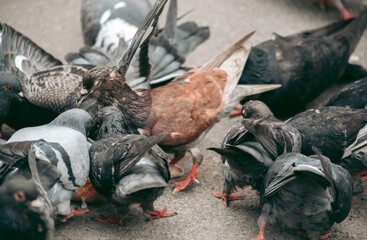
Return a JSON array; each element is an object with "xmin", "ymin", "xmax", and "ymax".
[
  {"xmin": 23, "ymin": 65, "xmax": 87, "ymax": 113},
  {"xmin": 1, "ymin": 23, "xmax": 62, "ymax": 85}
]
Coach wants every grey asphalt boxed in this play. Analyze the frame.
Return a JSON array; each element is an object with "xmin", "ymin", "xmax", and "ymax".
[{"xmin": 1, "ymin": 0, "xmax": 367, "ymax": 239}]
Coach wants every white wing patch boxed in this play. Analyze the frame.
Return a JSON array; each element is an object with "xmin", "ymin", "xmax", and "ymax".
[
  {"xmin": 114, "ymin": 2, "xmax": 126, "ymax": 9},
  {"xmin": 93, "ymin": 18, "xmax": 138, "ymax": 55},
  {"xmin": 15, "ymin": 55, "xmax": 27, "ymax": 72},
  {"xmin": 99, "ymin": 9, "xmax": 112, "ymax": 24}
]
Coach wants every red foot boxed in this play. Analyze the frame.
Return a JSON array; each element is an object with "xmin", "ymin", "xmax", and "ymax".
[
  {"xmin": 315, "ymin": 232, "xmax": 332, "ymax": 239},
  {"xmin": 173, "ymin": 164, "xmax": 200, "ymax": 193},
  {"xmin": 256, "ymin": 204, "xmax": 263, "ymax": 209},
  {"xmin": 339, "ymin": 7, "xmax": 358, "ymax": 20},
  {"xmin": 146, "ymin": 206, "xmax": 177, "ymax": 221},
  {"xmin": 212, "ymin": 192, "xmax": 244, "ymax": 206},
  {"xmin": 61, "ymin": 208, "xmax": 89, "ymax": 222},
  {"xmin": 229, "ymin": 105, "xmax": 242, "ymax": 117},
  {"xmin": 313, "ymin": 0, "xmax": 358, "ymax": 20},
  {"xmin": 360, "ymin": 169, "xmax": 367, "ymax": 176},
  {"xmin": 94, "ymin": 213, "xmax": 123, "ymax": 225},
  {"xmin": 299, "ymin": 231, "xmax": 332, "ymax": 240},
  {"xmin": 360, "ymin": 169, "xmax": 367, "ymax": 181},
  {"xmin": 251, "ymin": 235, "xmax": 266, "ymax": 240},
  {"xmin": 312, "ymin": 0, "xmax": 335, "ymax": 10},
  {"xmin": 251, "ymin": 221, "xmax": 266, "ymax": 240}
]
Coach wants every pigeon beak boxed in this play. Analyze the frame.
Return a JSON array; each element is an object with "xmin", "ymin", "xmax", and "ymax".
[
  {"xmin": 14, "ymin": 91, "xmax": 24, "ymax": 101},
  {"xmin": 30, "ymin": 198, "xmax": 43, "ymax": 208},
  {"xmin": 80, "ymin": 89, "xmax": 88, "ymax": 95},
  {"xmin": 241, "ymin": 109, "xmax": 247, "ymax": 118},
  {"xmin": 77, "ymin": 89, "xmax": 92, "ymax": 105}
]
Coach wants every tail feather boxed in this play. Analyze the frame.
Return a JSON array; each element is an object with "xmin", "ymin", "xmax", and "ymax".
[
  {"xmin": 199, "ymin": 31, "xmax": 255, "ymax": 73},
  {"xmin": 342, "ymin": 123, "xmax": 367, "ymax": 162},
  {"xmin": 209, "ymin": 31, "xmax": 255, "ymax": 109},
  {"xmin": 65, "ymin": 47, "xmax": 110, "ymax": 66},
  {"xmin": 312, "ymin": 147, "xmax": 335, "ymax": 192},
  {"xmin": 175, "ymin": 22, "xmax": 210, "ymax": 56},
  {"xmin": 335, "ymin": 9, "xmax": 367, "ymax": 56},
  {"xmin": 149, "ymin": 34, "xmax": 185, "ymax": 78},
  {"xmin": 1, "ymin": 23, "xmax": 62, "ymax": 83},
  {"xmin": 223, "ymin": 84, "xmax": 281, "ymax": 114},
  {"xmin": 162, "ymin": 0, "xmax": 177, "ymax": 42}
]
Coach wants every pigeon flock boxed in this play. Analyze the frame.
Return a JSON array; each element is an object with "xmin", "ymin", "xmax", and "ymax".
[{"xmin": 1, "ymin": 0, "xmax": 367, "ymax": 239}]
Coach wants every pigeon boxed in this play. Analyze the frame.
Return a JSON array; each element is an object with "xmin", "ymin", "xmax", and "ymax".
[
  {"xmin": 288, "ymin": 106, "xmax": 367, "ymax": 162},
  {"xmin": 211, "ymin": 100, "xmax": 366, "ymax": 203},
  {"xmin": 0, "ymin": 0, "xmax": 169, "ymax": 130},
  {"xmin": 240, "ymin": 100, "xmax": 302, "ymax": 160},
  {"xmin": 208, "ymin": 100, "xmax": 301, "ymax": 205},
  {"xmin": 229, "ymin": 100, "xmax": 367, "ymax": 164},
  {"xmin": 66, "ymin": 0, "xmax": 210, "ymax": 88},
  {"xmin": 237, "ymin": 9, "xmax": 367, "ymax": 117},
  {"xmin": 0, "ymin": 23, "xmax": 61, "ymax": 134},
  {"xmin": 327, "ymin": 76, "xmax": 367, "ymax": 109},
  {"xmin": 6, "ymin": 109, "xmax": 93, "ymax": 222},
  {"xmin": 78, "ymin": 27, "xmax": 281, "ymax": 193},
  {"xmin": 312, "ymin": 0, "xmax": 358, "ymax": 20},
  {"xmin": 252, "ymin": 150, "xmax": 353, "ymax": 240},
  {"xmin": 0, "ymin": 22, "xmax": 77, "ymax": 114},
  {"xmin": 89, "ymin": 106, "xmax": 175, "ymax": 224},
  {"xmin": 0, "ymin": 140, "xmax": 61, "ymax": 240},
  {"xmin": 339, "ymin": 123, "xmax": 367, "ymax": 187},
  {"xmin": 208, "ymin": 121, "xmax": 273, "ymax": 206},
  {"xmin": 0, "ymin": 177, "xmax": 54, "ymax": 240}
]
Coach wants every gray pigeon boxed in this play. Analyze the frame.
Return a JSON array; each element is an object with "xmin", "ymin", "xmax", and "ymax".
[
  {"xmin": 6, "ymin": 109, "xmax": 93, "ymax": 222},
  {"xmin": 0, "ymin": 24, "xmax": 61, "ymax": 134},
  {"xmin": 208, "ymin": 121, "xmax": 273, "ymax": 206},
  {"xmin": 89, "ymin": 106, "xmax": 174, "ymax": 224},
  {"xmin": 252, "ymin": 151, "xmax": 353, "ymax": 240},
  {"xmin": 66, "ymin": 0, "xmax": 210, "ymax": 88},
  {"xmin": 0, "ymin": 140, "xmax": 61, "ymax": 240},
  {"xmin": 238, "ymin": 9, "xmax": 367, "ymax": 117},
  {"xmin": 240, "ymin": 100, "xmax": 302, "ymax": 160},
  {"xmin": 0, "ymin": 177, "xmax": 54, "ymax": 240}
]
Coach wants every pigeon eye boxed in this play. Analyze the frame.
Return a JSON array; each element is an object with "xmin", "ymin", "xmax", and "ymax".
[
  {"xmin": 6, "ymin": 86, "xmax": 13, "ymax": 91},
  {"xmin": 95, "ymin": 81, "xmax": 101, "ymax": 87},
  {"xmin": 14, "ymin": 191, "xmax": 25, "ymax": 201}
]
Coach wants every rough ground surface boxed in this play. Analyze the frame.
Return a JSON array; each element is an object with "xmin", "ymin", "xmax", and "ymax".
[{"xmin": 1, "ymin": 0, "xmax": 367, "ymax": 239}]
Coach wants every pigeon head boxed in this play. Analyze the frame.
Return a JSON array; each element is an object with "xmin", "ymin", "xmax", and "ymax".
[
  {"xmin": 0, "ymin": 177, "xmax": 39, "ymax": 208},
  {"xmin": 0, "ymin": 72, "xmax": 22, "ymax": 123},
  {"xmin": 241, "ymin": 100, "xmax": 274, "ymax": 119},
  {"xmin": 50, "ymin": 108, "xmax": 93, "ymax": 136},
  {"xmin": 0, "ymin": 176, "xmax": 54, "ymax": 240},
  {"xmin": 78, "ymin": 66, "xmax": 128, "ymax": 106}
]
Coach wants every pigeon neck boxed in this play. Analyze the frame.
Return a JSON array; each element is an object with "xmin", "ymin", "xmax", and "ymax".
[
  {"xmin": 98, "ymin": 82, "xmax": 151, "ymax": 129},
  {"xmin": 96, "ymin": 113, "xmax": 140, "ymax": 140}
]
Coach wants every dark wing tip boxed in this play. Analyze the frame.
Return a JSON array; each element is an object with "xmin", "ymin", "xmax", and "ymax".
[{"xmin": 116, "ymin": 0, "xmax": 168, "ymax": 75}]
